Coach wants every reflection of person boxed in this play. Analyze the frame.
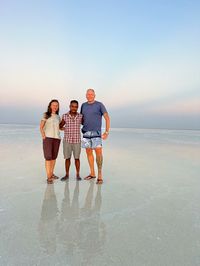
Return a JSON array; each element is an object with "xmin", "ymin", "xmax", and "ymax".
[
  {"xmin": 40, "ymin": 99, "xmax": 61, "ymax": 184},
  {"xmin": 59, "ymin": 100, "xmax": 83, "ymax": 181},
  {"xmin": 38, "ymin": 184, "xmax": 59, "ymax": 254},
  {"xmin": 80, "ymin": 182, "xmax": 106, "ymax": 264},
  {"xmin": 81, "ymin": 89, "xmax": 110, "ymax": 184},
  {"xmin": 58, "ymin": 180, "xmax": 106, "ymax": 264},
  {"xmin": 58, "ymin": 181, "xmax": 81, "ymax": 259}
]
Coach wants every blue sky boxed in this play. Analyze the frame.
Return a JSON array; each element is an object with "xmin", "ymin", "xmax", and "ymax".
[{"xmin": 0, "ymin": 0, "xmax": 200, "ymax": 129}]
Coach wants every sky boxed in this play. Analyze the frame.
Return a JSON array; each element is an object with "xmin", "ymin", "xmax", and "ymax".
[{"xmin": 0, "ymin": 0, "xmax": 200, "ymax": 129}]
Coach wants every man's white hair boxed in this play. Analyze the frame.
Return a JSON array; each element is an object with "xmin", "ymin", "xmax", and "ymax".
[{"xmin": 86, "ymin": 88, "xmax": 95, "ymax": 93}]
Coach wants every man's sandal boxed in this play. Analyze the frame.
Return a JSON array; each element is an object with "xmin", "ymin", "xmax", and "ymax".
[
  {"xmin": 96, "ymin": 179, "xmax": 103, "ymax": 184},
  {"xmin": 47, "ymin": 178, "xmax": 53, "ymax": 184},
  {"xmin": 84, "ymin": 175, "xmax": 96, "ymax": 180},
  {"xmin": 60, "ymin": 175, "xmax": 69, "ymax": 181}
]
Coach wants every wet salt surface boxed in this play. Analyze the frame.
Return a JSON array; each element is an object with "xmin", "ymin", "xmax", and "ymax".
[{"xmin": 0, "ymin": 124, "xmax": 200, "ymax": 266}]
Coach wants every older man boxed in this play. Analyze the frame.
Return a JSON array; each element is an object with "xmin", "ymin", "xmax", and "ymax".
[{"xmin": 81, "ymin": 89, "xmax": 110, "ymax": 184}]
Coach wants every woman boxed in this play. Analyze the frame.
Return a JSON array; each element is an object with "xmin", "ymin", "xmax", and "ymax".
[{"xmin": 40, "ymin": 99, "xmax": 61, "ymax": 184}]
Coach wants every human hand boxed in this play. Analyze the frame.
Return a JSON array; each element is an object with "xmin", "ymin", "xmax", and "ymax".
[{"xmin": 102, "ymin": 132, "xmax": 109, "ymax": 140}]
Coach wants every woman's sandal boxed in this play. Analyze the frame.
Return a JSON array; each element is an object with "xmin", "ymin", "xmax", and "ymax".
[
  {"xmin": 96, "ymin": 179, "xmax": 103, "ymax": 184},
  {"xmin": 52, "ymin": 174, "xmax": 59, "ymax": 179}
]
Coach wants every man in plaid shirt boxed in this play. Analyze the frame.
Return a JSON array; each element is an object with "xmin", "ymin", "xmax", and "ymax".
[{"xmin": 59, "ymin": 100, "xmax": 83, "ymax": 181}]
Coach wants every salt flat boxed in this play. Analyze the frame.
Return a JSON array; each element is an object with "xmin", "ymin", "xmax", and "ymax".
[{"xmin": 0, "ymin": 125, "xmax": 200, "ymax": 266}]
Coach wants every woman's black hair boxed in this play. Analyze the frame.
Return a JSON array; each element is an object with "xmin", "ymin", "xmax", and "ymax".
[{"xmin": 44, "ymin": 99, "xmax": 59, "ymax": 119}]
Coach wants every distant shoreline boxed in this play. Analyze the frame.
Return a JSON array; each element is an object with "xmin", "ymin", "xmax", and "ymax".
[{"xmin": 0, "ymin": 123, "xmax": 199, "ymax": 131}]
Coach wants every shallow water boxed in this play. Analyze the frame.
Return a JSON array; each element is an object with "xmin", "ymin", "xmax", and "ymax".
[{"xmin": 0, "ymin": 124, "xmax": 200, "ymax": 266}]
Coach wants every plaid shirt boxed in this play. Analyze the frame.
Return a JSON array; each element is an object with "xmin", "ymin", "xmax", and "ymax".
[{"xmin": 62, "ymin": 112, "xmax": 82, "ymax": 143}]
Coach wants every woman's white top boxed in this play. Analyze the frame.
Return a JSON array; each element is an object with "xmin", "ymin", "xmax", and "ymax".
[{"xmin": 42, "ymin": 114, "xmax": 61, "ymax": 139}]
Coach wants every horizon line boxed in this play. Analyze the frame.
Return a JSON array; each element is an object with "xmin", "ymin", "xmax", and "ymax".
[{"xmin": 0, "ymin": 123, "xmax": 199, "ymax": 131}]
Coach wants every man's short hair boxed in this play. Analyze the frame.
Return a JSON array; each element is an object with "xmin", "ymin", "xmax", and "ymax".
[
  {"xmin": 70, "ymin": 100, "xmax": 79, "ymax": 105},
  {"xmin": 87, "ymin": 88, "xmax": 95, "ymax": 93}
]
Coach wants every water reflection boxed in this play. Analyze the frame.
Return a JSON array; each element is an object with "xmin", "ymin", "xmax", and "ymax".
[
  {"xmin": 79, "ymin": 182, "xmax": 106, "ymax": 265},
  {"xmin": 38, "ymin": 184, "xmax": 59, "ymax": 254},
  {"xmin": 39, "ymin": 181, "xmax": 106, "ymax": 263},
  {"xmin": 59, "ymin": 180, "xmax": 81, "ymax": 256}
]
